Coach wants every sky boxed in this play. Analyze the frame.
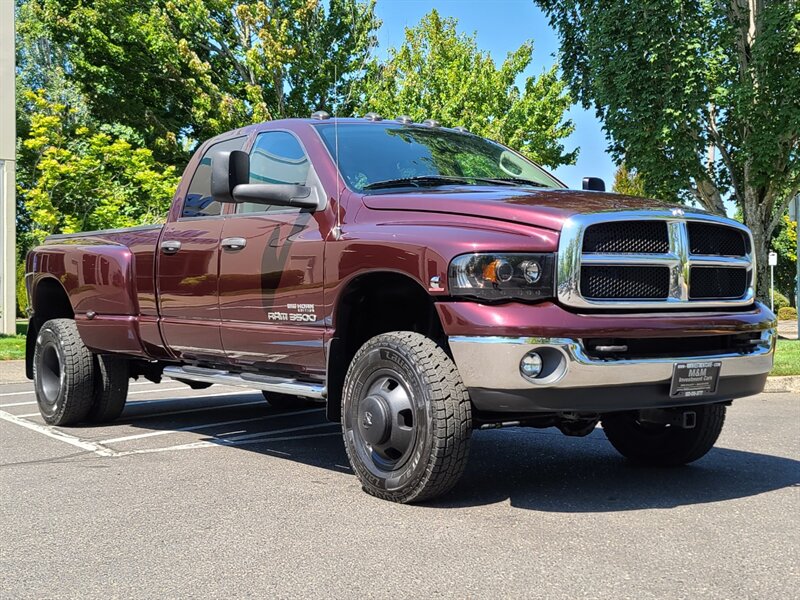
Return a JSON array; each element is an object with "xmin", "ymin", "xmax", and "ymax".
[{"xmin": 372, "ymin": 0, "xmax": 618, "ymax": 190}]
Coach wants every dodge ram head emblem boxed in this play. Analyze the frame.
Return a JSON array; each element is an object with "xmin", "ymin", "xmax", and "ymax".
[
  {"xmin": 671, "ymin": 208, "xmax": 685, "ymax": 217},
  {"xmin": 363, "ymin": 411, "xmax": 373, "ymax": 428}
]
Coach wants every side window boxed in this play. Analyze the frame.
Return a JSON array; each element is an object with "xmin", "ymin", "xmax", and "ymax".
[
  {"xmin": 238, "ymin": 131, "xmax": 310, "ymax": 214},
  {"xmin": 182, "ymin": 136, "xmax": 247, "ymax": 218}
]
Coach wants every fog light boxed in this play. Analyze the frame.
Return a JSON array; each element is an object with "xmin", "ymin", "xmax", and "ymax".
[{"xmin": 520, "ymin": 351, "xmax": 543, "ymax": 380}]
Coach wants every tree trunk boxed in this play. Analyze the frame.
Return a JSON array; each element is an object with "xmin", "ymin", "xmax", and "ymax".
[
  {"xmin": 747, "ymin": 220, "xmax": 772, "ymax": 305},
  {"xmin": 741, "ymin": 185, "xmax": 772, "ymax": 306}
]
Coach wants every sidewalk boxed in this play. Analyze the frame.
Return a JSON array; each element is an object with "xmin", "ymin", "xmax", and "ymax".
[
  {"xmin": 777, "ymin": 320, "xmax": 798, "ymax": 340},
  {"xmin": 0, "ymin": 360, "xmax": 27, "ymax": 384}
]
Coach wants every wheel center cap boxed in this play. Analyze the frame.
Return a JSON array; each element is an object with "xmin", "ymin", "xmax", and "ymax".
[{"xmin": 358, "ymin": 395, "xmax": 390, "ymax": 446}]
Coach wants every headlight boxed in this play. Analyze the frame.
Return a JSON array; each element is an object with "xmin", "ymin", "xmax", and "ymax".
[{"xmin": 448, "ymin": 253, "xmax": 555, "ymax": 301}]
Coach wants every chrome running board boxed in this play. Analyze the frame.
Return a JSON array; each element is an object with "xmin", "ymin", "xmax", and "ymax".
[{"xmin": 163, "ymin": 366, "xmax": 326, "ymax": 399}]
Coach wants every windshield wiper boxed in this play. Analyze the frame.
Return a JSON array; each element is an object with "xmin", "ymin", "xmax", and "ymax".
[
  {"xmin": 362, "ymin": 175, "xmax": 476, "ymax": 190},
  {"xmin": 362, "ymin": 175, "xmax": 550, "ymax": 191},
  {"xmin": 470, "ymin": 177, "xmax": 549, "ymax": 188}
]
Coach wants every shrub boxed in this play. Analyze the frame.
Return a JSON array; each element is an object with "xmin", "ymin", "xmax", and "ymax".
[
  {"xmin": 772, "ymin": 291, "xmax": 790, "ymax": 312},
  {"xmin": 15, "ymin": 262, "xmax": 28, "ymax": 318},
  {"xmin": 777, "ymin": 306, "xmax": 798, "ymax": 321}
]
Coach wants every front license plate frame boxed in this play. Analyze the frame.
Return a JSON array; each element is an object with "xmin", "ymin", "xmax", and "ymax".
[{"xmin": 669, "ymin": 361, "xmax": 722, "ymax": 399}]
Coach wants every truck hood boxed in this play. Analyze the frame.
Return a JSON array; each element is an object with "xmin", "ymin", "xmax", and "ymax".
[{"xmin": 362, "ymin": 187, "xmax": 689, "ymax": 231}]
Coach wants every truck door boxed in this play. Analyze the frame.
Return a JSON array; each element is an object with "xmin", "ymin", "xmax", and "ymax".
[
  {"xmin": 158, "ymin": 136, "xmax": 247, "ymax": 362},
  {"xmin": 218, "ymin": 130, "xmax": 326, "ymax": 380}
]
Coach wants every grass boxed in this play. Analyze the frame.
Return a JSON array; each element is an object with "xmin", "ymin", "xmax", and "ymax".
[
  {"xmin": 1, "ymin": 321, "xmax": 799, "ymax": 377},
  {"xmin": 0, "ymin": 334, "xmax": 25, "ymax": 360},
  {"xmin": 773, "ymin": 339, "xmax": 800, "ymax": 377}
]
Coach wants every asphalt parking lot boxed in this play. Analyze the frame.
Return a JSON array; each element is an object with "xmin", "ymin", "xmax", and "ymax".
[{"xmin": 1, "ymin": 376, "xmax": 798, "ymax": 599}]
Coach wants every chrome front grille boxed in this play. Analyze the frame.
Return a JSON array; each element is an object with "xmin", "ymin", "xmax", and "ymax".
[{"xmin": 557, "ymin": 211, "xmax": 755, "ymax": 309}]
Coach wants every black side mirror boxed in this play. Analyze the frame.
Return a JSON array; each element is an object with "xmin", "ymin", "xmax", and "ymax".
[
  {"xmin": 232, "ymin": 183, "xmax": 317, "ymax": 209},
  {"xmin": 211, "ymin": 150, "xmax": 250, "ymax": 203},
  {"xmin": 211, "ymin": 149, "xmax": 317, "ymax": 210},
  {"xmin": 582, "ymin": 177, "xmax": 606, "ymax": 192}
]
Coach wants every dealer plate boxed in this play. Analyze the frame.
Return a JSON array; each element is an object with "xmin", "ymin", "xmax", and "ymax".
[{"xmin": 669, "ymin": 361, "xmax": 722, "ymax": 398}]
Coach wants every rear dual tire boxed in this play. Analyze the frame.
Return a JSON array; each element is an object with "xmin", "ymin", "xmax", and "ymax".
[{"xmin": 33, "ymin": 319, "xmax": 129, "ymax": 426}]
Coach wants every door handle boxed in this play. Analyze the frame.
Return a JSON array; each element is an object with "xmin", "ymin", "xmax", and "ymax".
[
  {"xmin": 221, "ymin": 237, "xmax": 247, "ymax": 251},
  {"xmin": 160, "ymin": 240, "xmax": 181, "ymax": 254}
]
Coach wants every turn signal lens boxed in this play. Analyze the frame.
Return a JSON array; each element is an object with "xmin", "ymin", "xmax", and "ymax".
[{"xmin": 482, "ymin": 259, "xmax": 514, "ymax": 283}]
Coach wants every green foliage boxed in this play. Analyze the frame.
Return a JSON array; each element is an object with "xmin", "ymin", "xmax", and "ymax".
[
  {"xmin": 772, "ymin": 291, "xmax": 790, "ymax": 312},
  {"xmin": 612, "ymin": 163, "xmax": 646, "ymax": 197},
  {"xmin": 771, "ymin": 214, "xmax": 798, "ymax": 302},
  {"xmin": 536, "ymin": 0, "xmax": 800, "ymax": 299},
  {"xmin": 777, "ymin": 306, "xmax": 798, "ymax": 322},
  {"xmin": 358, "ymin": 10, "xmax": 576, "ymax": 168},
  {"xmin": 18, "ymin": 90, "xmax": 180, "ymax": 243},
  {"xmin": 15, "ymin": 262, "xmax": 28, "ymax": 318},
  {"xmin": 33, "ymin": 0, "xmax": 380, "ymax": 162}
]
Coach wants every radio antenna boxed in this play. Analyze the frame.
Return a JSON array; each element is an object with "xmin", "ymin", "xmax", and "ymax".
[{"xmin": 334, "ymin": 64, "xmax": 341, "ymax": 239}]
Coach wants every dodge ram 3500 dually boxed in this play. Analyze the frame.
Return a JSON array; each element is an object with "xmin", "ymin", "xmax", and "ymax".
[{"xmin": 26, "ymin": 114, "xmax": 776, "ymax": 503}]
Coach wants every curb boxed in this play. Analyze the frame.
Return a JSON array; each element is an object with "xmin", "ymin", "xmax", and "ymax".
[{"xmin": 763, "ymin": 375, "xmax": 800, "ymax": 394}]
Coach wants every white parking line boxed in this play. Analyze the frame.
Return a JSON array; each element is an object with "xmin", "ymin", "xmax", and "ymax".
[
  {"xmin": 100, "ymin": 408, "xmax": 324, "ymax": 444},
  {"xmin": 0, "ymin": 390, "xmax": 34, "ymax": 398},
  {"xmin": 0, "ymin": 388, "xmax": 253, "ymax": 409},
  {"xmin": 119, "ymin": 397, "xmax": 264, "ymax": 421},
  {"xmin": 0, "ymin": 383, "xmax": 232, "ymax": 400},
  {"xmin": 114, "ymin": 430, "xmax": 342, "ymax": 456},
  {"xmin": 225, "ymin": 421, "xmax": 339, "ymax": 442},
  {"xmin": 0, "ymin": 400, "xmax": 36, "ymax": 408},
  {"xmin": 128, "ymin": 386, "xmax": 191, "ymax": 396},
  {"xmin": 0, "ymin": 410, "xmax": 116, "ymax": 456}
]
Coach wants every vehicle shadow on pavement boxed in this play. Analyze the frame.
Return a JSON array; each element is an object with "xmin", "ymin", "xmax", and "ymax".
[
  {"xmin": 433, "ymin": 429, "xmax": 800, "ymax": 512},
  {"xmin": 116, "ymin": 397, "xmax": 799, "ymax": 512}
]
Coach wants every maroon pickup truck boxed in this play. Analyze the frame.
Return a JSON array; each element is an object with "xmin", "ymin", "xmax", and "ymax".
[{"xmin": 25, "ymin": 115, "xmax": 776, "ymax": 503}]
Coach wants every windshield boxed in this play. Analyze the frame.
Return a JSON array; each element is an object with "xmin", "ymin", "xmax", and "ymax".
[{"xmin": 315, "ymin": 122, "xmax": 564, "ymax": 192}]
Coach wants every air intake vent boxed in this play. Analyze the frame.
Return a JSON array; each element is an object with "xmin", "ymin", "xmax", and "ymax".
[
  {"xmin": 580, "ymin": 266, "xmax": 670, "ymax": 300},
  {"xmin": 688, "ymin": 222, "xmax": 749, "ymax": 256},
  {"xmin": 583, "ymin": 221, "xmax": 669, "ymax": 254},
  {"xmin": 690, "ymin": 267, "xmax": 748, "ymax": 299}
]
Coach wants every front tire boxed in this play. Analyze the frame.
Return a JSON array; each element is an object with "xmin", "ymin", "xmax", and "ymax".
[
  {"xmin": 342, "ymin": 332, "xmax": 472, "ymax": 503},
  {"xmin": 602, "ymin": 404, "xmax": 726, "ymax": 466},
  {"xmin": 33, "ymin": 319, "xmax": 95, "ymax": 426}
]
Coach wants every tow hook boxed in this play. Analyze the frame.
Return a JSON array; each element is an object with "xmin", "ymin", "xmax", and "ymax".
[{"xmin": 638, "ymin": 408, "xmax": 697, "ymax": 429}]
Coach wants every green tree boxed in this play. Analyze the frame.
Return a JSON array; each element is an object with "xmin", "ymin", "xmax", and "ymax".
[
  {"xmin": 33, "ymin": 0, "xmax": 379, "ymax": 163},
  {"xmin": 612, "ymin": 163, "xmax": 646, "ymax": 197},
  {"xmin": 19, "ymin": 90, "xmax": 180, "ymax": 244},
  {"xmin": 358, "ymin": 10, "xmax": 576, "ymax": 168},
  {"xmin": 771, "ymin": 213, "xmax": 797, "ymax": 305},
  {"xmin": 536, "ymin": 0, "xmax": 800, "ymax": 297}
]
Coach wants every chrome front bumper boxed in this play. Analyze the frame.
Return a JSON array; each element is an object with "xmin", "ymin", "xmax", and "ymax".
[{"xmin": 449, "ymin": 329, "xmax": 776, "ymax": 392}]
